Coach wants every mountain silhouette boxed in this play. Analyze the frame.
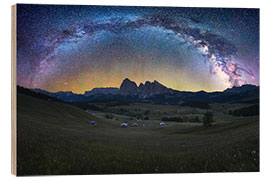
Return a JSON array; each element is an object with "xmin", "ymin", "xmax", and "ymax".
[
  {"xmin": 30, "ymin": 78, "xmax": 259, "ymax": 104},
  {"xmin": 119, "ymin": 78, "xmax": 138, "ymax": 95}
]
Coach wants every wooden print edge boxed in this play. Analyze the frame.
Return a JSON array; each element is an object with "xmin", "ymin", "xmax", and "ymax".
[{"xmin": 11, "ymin": 4, "xmax": 17, "ymax": 176}]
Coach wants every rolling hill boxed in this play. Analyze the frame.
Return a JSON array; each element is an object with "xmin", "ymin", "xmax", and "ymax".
[{"xmin": 17, "ymin": 92, "xmax": 259, "ymax": 175}]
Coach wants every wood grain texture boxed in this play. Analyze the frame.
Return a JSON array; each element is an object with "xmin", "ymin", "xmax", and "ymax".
[{"xmin": 11, "ymin": 4, "xmax": 17, "ymax": 176}]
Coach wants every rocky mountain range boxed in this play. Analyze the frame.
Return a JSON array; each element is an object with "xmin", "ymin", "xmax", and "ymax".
[
  {"xmin": 119, "ymin": 78, "xmax": 173, "ymax": 97},
  {"xmin": 31, "ymin": 78, "xmax": 259, "ymax": 105}
]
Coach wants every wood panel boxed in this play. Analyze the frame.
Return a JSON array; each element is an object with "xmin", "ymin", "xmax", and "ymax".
[{"xmin": 11, "ymin": 4, "xmax": 17, "ymax": 176}]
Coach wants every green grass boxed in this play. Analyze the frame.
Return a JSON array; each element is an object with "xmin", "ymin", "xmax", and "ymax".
[{"xmin": 17, "ymin": 93, "xmax": 259, "ymax": 175}]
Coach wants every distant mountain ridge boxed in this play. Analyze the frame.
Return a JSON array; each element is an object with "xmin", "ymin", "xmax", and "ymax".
[
  {"xmin": 84, "ymin": 87, "xmax": 119, "ymax": 96},
  {"xmin": 30, "ymin": 78, "xmax": 259, "ymax": 104},
  {"xmin": 223, "ymin": 84, "xmax": 258, "ymax": 94},
  {"xmin": 33, "ymin": 78, "xmax": 173, "ymax": 101}
]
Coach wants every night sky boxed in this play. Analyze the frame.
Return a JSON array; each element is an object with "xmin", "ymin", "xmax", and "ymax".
[{"xmin": 17, "ymin": 4, "xmax": 259, "ymax": 94}]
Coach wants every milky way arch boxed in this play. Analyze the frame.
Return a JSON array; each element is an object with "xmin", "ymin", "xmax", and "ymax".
[{"xmin": 17, "ymin": 5, "xmax": 259, "ymax": 92}]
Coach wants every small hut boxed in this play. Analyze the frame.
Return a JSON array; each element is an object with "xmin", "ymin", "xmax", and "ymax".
[
  {"xmin": 121, "ymin": 123, "xmax": 128, "ymax": 128},
  {"xmin": 160, "ymin": 122, "xmax": 165, "ymax": 126},
  {"xmin": 89, "ymin": 121, "xmax": 97, "ymax": 126}
]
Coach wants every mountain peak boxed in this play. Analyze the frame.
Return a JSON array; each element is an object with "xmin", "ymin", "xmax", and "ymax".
[
  {"xmin": 123, "ymin": 78, "xmax": 132, "ymax": 82},
  {"xmin": 139, "ymin": 83, "xmax": 144, "ymax": 88},
  {"xmin": 120, "ymin": 78, "xmax": 138, "ymax": 95},
  {"xmin": 137, "ymin": 79, "xmax": 171, "ymax": 97}
]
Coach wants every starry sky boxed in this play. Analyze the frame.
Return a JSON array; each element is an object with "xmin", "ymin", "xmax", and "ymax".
[{"xmin": 17, "ymin": 4, "xmax": 259, "ymax": 94}]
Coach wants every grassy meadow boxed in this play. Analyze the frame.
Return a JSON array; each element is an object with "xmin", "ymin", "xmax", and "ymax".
[{"xmin": 17, "ymin": 93, "xmax": 259, "ymax": 175}]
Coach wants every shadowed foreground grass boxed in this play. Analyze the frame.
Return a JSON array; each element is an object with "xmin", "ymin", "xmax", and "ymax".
[{"xmin": 17, "ymin": 94, "xmax": 259, "ymax": 175}]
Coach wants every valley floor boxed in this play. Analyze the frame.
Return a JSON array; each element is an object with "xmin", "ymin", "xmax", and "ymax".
[{"xmin": 17, "ymin": 93, "xmax": 259, "ymax": 175}]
